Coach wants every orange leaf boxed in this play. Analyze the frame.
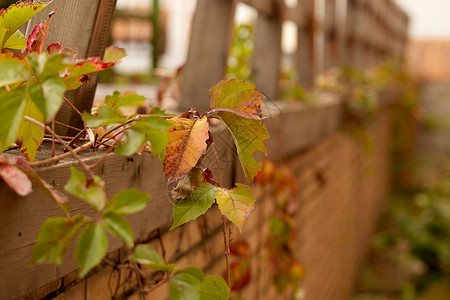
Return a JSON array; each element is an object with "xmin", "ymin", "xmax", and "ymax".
[{"xmin": 163, "ymin": 116, "xmax": 209, "ymax": 183}]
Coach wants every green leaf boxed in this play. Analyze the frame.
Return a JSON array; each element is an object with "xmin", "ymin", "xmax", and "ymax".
[
  {"xmin": 199, "ymin": 276, "xmax": 230, "ymax": 300},
  {"xmin": 18, "ymin": 100, "xmax": 45, "ymax": 161},
  {"xmin": 133, "ymin": 116, "xmax": 171, "ymax": 155},
  {"xmin": 0, "ymin": 86, "xmax": 26, "ymax": 152},
  {"xmin": 0, "ymin": 1, "xmax": 50, "ymax": 42},
  {"xmin": 102, "ymin": 212, "xmax": 134, "ymax": 247},
  {"xmin": 171, "ymin": 183, "xmax": 218, "ymax": 230},
  {"xmin": 103, "ymin": 46, "xmax": 126, "ymax": 63},
  {"xmin": 0, "ymin": 54, "xmax": 31, "ymax": 87},
  {"xmin": 83, "ymin": 105, "xmax": 125, "ymax": 128},
  {"xmin": 104, "ymin": 90, "xmax": 145, "ymax": 109},
  {"xmin": 213, "ymin": 112, "xmax": 268, "ymax": 183},
  {"xmin": 65, "ymin": 167, "xmax": 107, "ymax": 212},
  {"xmin": 170, "ymin": 267, "xmax": 205, "ymax": 300},
  {"xmin": 0, "ymin": 26, "xmax": 7, "ymax": 49},
  {"xmin": 106, "ymin": 188, "xmax": 150, "ymax": 215},
  {"xmin": 216, "ymin": 184, "xmax": 255, "ymax": 232},
  {"xmin": 28, "ymin": 77, "xmax": 65, "ymax": 122},
  {"xmin": 132, "ymin": 244, "xmax": 175, "ymax": 272},
  {"xmin": 76, "ymin": 222, "xmax": 108, "ymax": 277},
  {"xmin": 114, "ymin": 129, "xmax": 146, "ymax": 157},
  {"xmin": 208, "ymin": 79, "xmax": 269, "ymax": 183},
  {"xmin": 32, "ymin": 214, "xmax": 88, "ymax": 265},
  {"xmin": 3, "ymin": 30, "xmax": 26, "ymax": 50},
  {"xmin": 209, "ymin": 78, "xmax": 264, "ymax": 119}
]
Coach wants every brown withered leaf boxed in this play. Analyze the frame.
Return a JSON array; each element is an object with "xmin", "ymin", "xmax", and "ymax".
[
  {"xmin": 163, "ymin": 116, "xmax": 209, "ymax": 184},
  {"xmin": 171, "ymin": 167, "xmax": 205, "ymax": 200}
]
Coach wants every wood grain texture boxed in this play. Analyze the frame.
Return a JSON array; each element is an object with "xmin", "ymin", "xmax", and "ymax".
[
  {"xmin": 179, "ymin": 0, "xmax": 236, "ymax": 112},
  {"xmin": 0, "ymin": 150, "xmax": 171, "ymax": 299},
  {"xmin": 27, "ymin": 0, "xmax": 117, "ymax": 136}
]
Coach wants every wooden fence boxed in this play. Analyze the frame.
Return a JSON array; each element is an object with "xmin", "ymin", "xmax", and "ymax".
[{"xmin": 0, "ymin": 0, "xmax": 408, "ymax": 299}]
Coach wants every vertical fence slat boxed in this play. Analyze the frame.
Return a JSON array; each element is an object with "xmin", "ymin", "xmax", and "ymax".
[
  {"xmin": 27, "ymin": 0, "xmax": 117, "ymax": 135},
  {"xmin": 297, "ymin": 0, "xmax": 315, "ymax": 86},
  {"xmin": 252, "ymin": 0, "xmax": 282, "ymax": 100},
  {"xmin": 179, "ymin": 0, "xmax": 236, "ymax": 112}
]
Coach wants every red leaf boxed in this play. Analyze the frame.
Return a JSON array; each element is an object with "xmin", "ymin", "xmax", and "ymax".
[
  {"xmin": 0, "ymin": 160, "xmax": 32, "ymax": 196},
  {"xmin": 26, "ymin": 9, "xmax": 55, "ymax": 54}
]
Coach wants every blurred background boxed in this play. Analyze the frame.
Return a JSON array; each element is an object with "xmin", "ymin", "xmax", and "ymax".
[{"xmin": 95, "ymin": 0, "xmax": 450, "ymax": 299}]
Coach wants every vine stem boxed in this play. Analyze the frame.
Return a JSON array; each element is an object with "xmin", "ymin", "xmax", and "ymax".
[
  {"xmin": 222, "ymin": 216, "xmax": 231, "ymax": 289},
  {"xmin": 24, "ymin": 116, "xmax": 95, "ymax": 180},
  {"xmin": 63, "ymin": 96, "xmax": 84, "ymax": 120},
  {"xmin": 212, "ymin": 143, "xmax": 223, "ymax": 186},
  {"xmin": 51, "ymin": 116, "xmax": 55, "ymax": 157}
]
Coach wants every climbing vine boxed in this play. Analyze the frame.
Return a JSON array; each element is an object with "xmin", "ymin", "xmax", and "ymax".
[{"xmin": 0, "ymin": 1, "xmax": 269, "ymax": 299}]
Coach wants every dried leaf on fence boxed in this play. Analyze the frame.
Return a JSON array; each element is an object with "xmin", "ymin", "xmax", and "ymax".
[
  {"xmin": 171, "ymin": 167, "xmax": 205, "ymax": 200},
  {"xmin": 163, "ymin": 116, "xmax": 209, "ymax": 184},
  {"xmin": 216, "ymin": 184, "xmax": 255, "ymax": 232}
]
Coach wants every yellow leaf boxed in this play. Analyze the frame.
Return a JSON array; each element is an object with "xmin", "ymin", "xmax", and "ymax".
[{"xmin": 163, "ymin": 116, "xmax": 209, "ymax": 183}]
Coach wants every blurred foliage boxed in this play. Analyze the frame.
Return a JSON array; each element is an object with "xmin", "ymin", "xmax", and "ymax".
[
  {"xmin": 280, "ymin": 68, "xmax": 308, "ymax": 102},
  {"xmin": 226, "ymin": 23, "xmax": 254, "ymax": 82},
  {"xmin": 354, "ymin": 63, "xmax": 450, "ymax": 299}
]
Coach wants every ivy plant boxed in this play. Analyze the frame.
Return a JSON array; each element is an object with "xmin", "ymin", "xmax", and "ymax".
[{"xmin": 0, "ymin": 1, "xmax": 269, "ymax": 299}]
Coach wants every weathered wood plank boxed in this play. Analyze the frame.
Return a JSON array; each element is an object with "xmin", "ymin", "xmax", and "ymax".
[
  {"xmin": 252, "ymin": 0, "xmax": 282, "ymax": 100},
  {"xmin": 180, "ymin": 0, "xmax": 237, "ymax": 112},
  {"xmin": 0, "ymin": 151, "xmax": 171, "ymax": 299},
  {"xmin": 27, "ymin": 0, "xmax": 117, "ymax": 135}
]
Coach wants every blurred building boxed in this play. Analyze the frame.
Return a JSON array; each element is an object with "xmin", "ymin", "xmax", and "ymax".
[
  {"xmin": 112, "ymin": 0, "xmax": 196, "ymax": 73},
  {"xmin": 408, "ymin": 39, "xmax": 450, "ymax": 82}
]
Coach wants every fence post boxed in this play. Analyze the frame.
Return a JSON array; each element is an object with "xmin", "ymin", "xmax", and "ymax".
[
  {"xmin": 179, "ymin": 0, "xmax": 236, "ymax": 112},
  {"xmin": 297, "ymin": 0, "xmax": 315, "ymax": 86},
  {"xmin": 252, "ymin": 0, "xmax": 282, "ymax": 100},
  {"xmin": 27, "ymin": 0, "xmax": 117, "ymax": 135}
]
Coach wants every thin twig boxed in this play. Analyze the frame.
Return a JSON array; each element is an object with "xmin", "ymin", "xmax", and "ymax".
[
  {"xmin": 157, "ymin": 228, "xmax": 166, "ymax": 261},
  {"xmin": 140, "ymin": 277, "xmax": 170, "ymax": 294},
  {"xmin": 89, "ymin": 146, "xmax": 114, "ymax": 170},
  {"xmin": 44, "ymin": 134, "xmax": 89, "ymax": 141},
  {"xmin": 24, "ymin": 116, "xmax": 95, "ymax": 179},
  {"xmin": 51, "ymin": 117, "xmax": 56, "ymax": 157},
  {"xmin": 68, "ymin": 128, "xmax": 86, "ymax": 148},
  {"xmin": 95, "ymin": 129, "xmax": 125, "ymax": 149},
  {"xmin": 222, "ymin": 216, "xmax": 231, "ymax": 287},
  {"xmin": 63, "ymin": 96, "xmax": 84, "ymax": 120},
  {"xmin": 54, "ymin": 120, "xmax": 83, "ymax": 132},
  {"xmin": 29, "ymin": 140, "xmax": 94, "ymax": 168},
  {"xmin": 212, "ymin": 143, "xmax": 223, "ymax": 186}
]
